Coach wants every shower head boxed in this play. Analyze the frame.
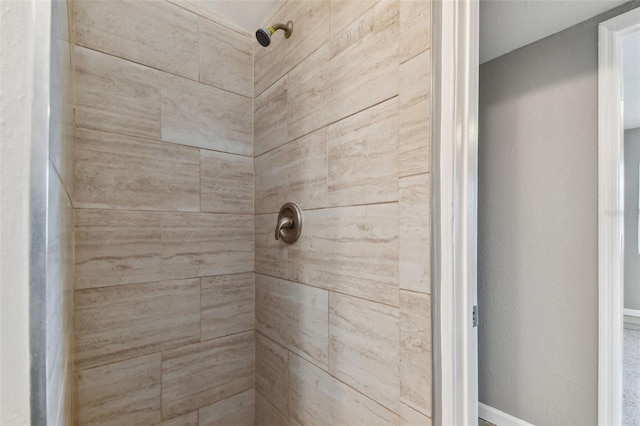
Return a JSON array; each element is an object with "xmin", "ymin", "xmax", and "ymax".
[{"xmin": 256, "ymin": 21, "xmax": 293, "ymax": 47}]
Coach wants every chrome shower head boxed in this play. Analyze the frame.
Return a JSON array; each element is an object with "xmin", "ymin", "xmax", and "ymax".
[{"xmin": 256, "ymin": 21, "xmax": 293, "ymax": 47}]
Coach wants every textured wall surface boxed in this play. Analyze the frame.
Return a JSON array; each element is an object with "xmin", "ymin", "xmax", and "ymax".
[
  {"xmin": 253, "ymin": 0, "xmax": 433, "ymax": 424},
  {"xmin": 71, "ymin": 1, "xmax": 256, "ymax": 424},
  {"xmin": 625, "ymin": 128, "xmax": 640, "ymax": 311},
  {"xmin": 478, "ymin": 3, "xmax": 640, "ymax": 424}
]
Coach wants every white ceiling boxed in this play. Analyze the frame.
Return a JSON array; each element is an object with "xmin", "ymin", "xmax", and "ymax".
[
  {"xmin": 623, "ymin": 31, "xmax": 640, "ymax": 130},
  {"xmin": 480, "ymin": 0, "xmax": 627, "ymax": 63},
  {"xmin": 191, "ymin": 0, "xmax": 284, "ymax": 31}
]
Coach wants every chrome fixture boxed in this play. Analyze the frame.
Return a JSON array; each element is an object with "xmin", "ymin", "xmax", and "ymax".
[
  {"xmin": 256, "ymin": 21, "xmax": 293, "ymax": 47},
  {"xmin": 275, "ymin": 202, "xmax": 302, "ymax": 243}
]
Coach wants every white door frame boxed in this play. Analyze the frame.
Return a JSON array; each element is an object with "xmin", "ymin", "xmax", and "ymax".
[
  {"xmin": 598, "ymin": 8, "xmax": 640, "ymax": 425},
  {"xmin": 431, "ymin": 0, "xmax": 479, "ymax": 424}
]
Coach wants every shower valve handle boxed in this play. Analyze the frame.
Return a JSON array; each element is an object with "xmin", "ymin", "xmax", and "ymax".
[
  {"xmin": 275, "ymin": 202, "xmax": 303, "ymax": 243},
  {"xmin": 275, "ymin": 216, "xmax": 294, "ymax": 240}
]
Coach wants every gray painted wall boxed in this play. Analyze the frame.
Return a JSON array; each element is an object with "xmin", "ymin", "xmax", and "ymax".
[
  {"xmin": 625, "ymin": 128, "xmax": 640, "ymax": 311},
  {"xmin": 478, "ymin": 2, "xmax": 640, "ymax": 424}
]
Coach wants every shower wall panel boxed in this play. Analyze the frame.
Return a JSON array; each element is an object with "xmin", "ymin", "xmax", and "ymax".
[
  {"xmin": 253, "ymin": 0, "xmax": 432, "ymax": 424},
  {"xmin": 71, "ymin": 1, "xmax": 255, "ymax": 424}
]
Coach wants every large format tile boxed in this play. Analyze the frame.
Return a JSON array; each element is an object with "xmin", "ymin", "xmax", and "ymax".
[
  {"xmin": 254, "ymin": 0, "xmax": 330, "ymax": 96},
  {"xmin": 399, "ymin": 173, "xmax": 430, "ymax": 293},
  {"xmin": 256, "ymin": 333, "xmax": 289, "ymax": 414},
  {"xmin": 161, "ymin": 212, "xmax": 254, "ymax": 279},
  {"xmin": 200, "ymin": 150, "xmax": 254, "ymax": 214},
  {"xmin": 199, "ymin": 389, "xmax": 255, "ymax": 426},
  {"xmin": 330, "ymin": 0, "xmax": 379, "ymax": 35},
  {"xmin": 256, "ymin": 391, "xmax": 291, "ymax": 426},
  {"xmin": 289, "ymin": 354, "xmax": 399, "ymax": 426},
  {"xmin": 166, "ymin": 0, "xmax": 252, "ymax": 36},
  {"xmin": 73, "ymin": 46, "xmax": 161, "ymax": 140},
  {"xmin": 255, "ymin": 274, "xmax": 328, "ymax": 368},
  {"xmin": 74, "ymin": 279, "xmax": 200, "ymax": 370},
  {"xmin": 399, "ymin": 0, "xmax": 431, "ymax": 62},
  {"xmin": 199, "ymin": 17, "xmax": 253, "ymax": 97},
  {"xmin": 161, "ymin": 74, "xmax": 253, "ymax": 156},
  {"xmin": 161, "ymin": 332, "xmax": 254, "ymax": 419},
  {"xmin": 329, "ymin": 293, "xmax": 400, "ymax": 412},
  {"xmin": 73, "ymin": 0, "xmax": 198, "ymax": 79},
  {"xmin": 289, "ymin": 204, "xmax": 399, "ymax": 306},
  {"xmin": 75, "ymin": 354, "xmax": 161, "ymax": 426},
  {"xmin": 254, "ymin": 75, "xmax": 288, "ymax": 156},
  {"xmin": 400, "ymin": 290, "xmax": 432, "ymax": 417},
  {"xmin": 255, "ymin": 128, "xmax": 328, "ymax": 214},
  {"xmin": 75, "ymin": 128, "xmax": 200, "ymax": 211},
  {"xmin": 74, "ymin": 209, "xmax": 162, "ymax": 289},
  {"xmin": 287, "ymin": 0, "xmax": 399, "ymax": 141},
  {"xmin": 399, "ymin": 49, "xmax": 431, "ymax": 177},
  {"xmin": 201, "ymin": 273, "xmax": 254, "ymax": 341},
  {"xmin": 327, "ymin": 97, "xmax": 398, "ymax": 206}
]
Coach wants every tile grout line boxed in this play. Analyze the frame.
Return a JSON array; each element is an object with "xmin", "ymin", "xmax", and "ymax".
[
  {"xmin": 254, "ymin": 94, "xmax": 400, "ymax": 159},
  {"xmin": 73, "ymin": 124, "xmax": 254, "ymax": 159},
  {"xmin": 254, "ymin": 271, "xmax": 400, "ymax": 313},
  {"xmin": 75, "ymin": 329, "xmax": 255, "ymax": 375}
]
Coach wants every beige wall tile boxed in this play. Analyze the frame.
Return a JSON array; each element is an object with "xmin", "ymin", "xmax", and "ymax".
[
  {"xmin": 161, "ymin": 332, "xmax": 254, "ymax": 419},
  {"xmin": 399, "ymin": 0, "xmax": 431, "ymax": 62},
  {"xmin": 74, "ymin": 279, "xmax": 200, "ymax": 370},
  {"xmin": 161, "ymin": 212, "xmax": 254, "ymax": 279},
  {"xmin": 289, "ymin": 204, "xmax": 399, "ymax": 306},
  {"xmin": 327, "ymin": 98, "xmax": 398, "ymax": 206},
  {"xmin": 289, "ymin": 353, "xmax": 399, "ymax": 425},
  {"xmin": 199, "ymin": 17, "xmax": 253, "ymax": 97},
  {"xmin": 254, "ymin": 0, "xmax": 330, "ymax": 96},
  {"xmin": 329, "ymin": 292, "xmax": 400, "ymax": 412},
  {"xmin": 401, "ymin": 403, "xmax": 432, "ymax": 426},
  {"xmin": 73, "ymin": 0, "xmax": 198, "ymax": 79},
  {"xmin": 256, "ymin": 391, "xmax": 291, "ymax": 426},
  {"xmin": 73, "ymin": 46, "xmax": 161, "ymax": 140},
  {"xmin": 161, "ymin": 74, "xmax": 253, "ymax": 156},
  {"xmin": 156, "ymin": 411, "xmax": 198, "ymax": 426},
  {"xmin": 75, "ymin": 128, "xmax": 200, "ymax": 211},
  {"xmin": 399, "ymin": 49, "xmax": 431, "ymax": 177},
  {"xmin": 400, "ymin": 291, "xmax": 432, "ymax": 417},
  {"xmin": 74, "ymin": 209, "xmax": 162, "ymax": 289},
  {"xmin": 254, "ymin": 75, "xmax": 288, "ymax": 156},
  {"xmin": 255, "ymin": 213, "xmax": 290, "ymax": 278},
  {"xmin": 330, "ymin": 0, "xmax": 380, "ymax": 35},
  {"xmin": 255, "ymin": 274, "xmax": 329, "ymax": 368},
  {"xmin": 287, "ymin": 0, "xmax": 399, "ymax": 141},
  {"xmin": 399, "ymin": 173, "xmax": 430, "ymax": 293},
  {"xmin": 256, "ymin": 333, "xmax": 289, "ymax": 414},
  {"xmin": 75, "ymin": 354, "xmax": 161, "ymax": 426},
  {"xmin": 200, "ymin": 150, "xmax": 254, "ymax": 214},
  {"xmin": 255, "ymin": 128, "xmax": 328, "ymax": 214},
  {"xmin": 199, "ymin": 389, "xmax": 255, "ymax": 426},
  {"xmin": 201, "ymin": 273, "xmax": 254, "ymax": 341}
]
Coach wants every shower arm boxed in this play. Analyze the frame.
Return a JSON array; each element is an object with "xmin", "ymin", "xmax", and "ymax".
[{"xmin": 271, "ymin": 22, "xmax": 293, "ymax": 38}]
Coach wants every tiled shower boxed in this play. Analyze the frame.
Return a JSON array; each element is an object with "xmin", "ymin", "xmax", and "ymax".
[{"xmin": 60, "ymin": 0, "xmax": 432, "ymax": 424}]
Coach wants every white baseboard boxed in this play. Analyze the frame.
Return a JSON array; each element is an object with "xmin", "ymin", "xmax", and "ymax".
[
  {"xmin": 624, "ymin": 308, "xmax": 640, "ymax": 318},
  {"xmin": 479, "ymin": 403, "xmax": 535, "ymax": 426}
]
